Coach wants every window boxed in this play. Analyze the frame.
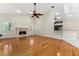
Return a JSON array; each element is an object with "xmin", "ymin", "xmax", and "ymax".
[
  {"xmin": 64, "ymin": 3, "xmax": 79, "ymax": 14},
  {"xmin": 64, "ymin": 3, "xmax": 71, "ymax": 14}
]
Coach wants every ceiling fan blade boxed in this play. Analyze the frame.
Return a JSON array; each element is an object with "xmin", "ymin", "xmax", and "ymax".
[
  {"xmin": 37, "ymin": 13, "xmax": 43, "ymax": 15},
  {"xmin": 35, "ymin": 15, "xmax": 39, "ymax": 18},
  {"xmin": 32, "ymin": 15, "xmax": 35, "ymax": 18}
]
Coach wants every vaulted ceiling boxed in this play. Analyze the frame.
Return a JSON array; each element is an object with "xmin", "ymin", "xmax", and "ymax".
[{"xmin": 0, "ymin": 3, "xmax": 55, "ymax": 14}]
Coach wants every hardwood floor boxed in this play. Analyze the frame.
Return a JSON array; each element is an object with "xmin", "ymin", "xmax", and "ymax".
[{"xmin": 0, "ymin": 35, "xmax": 79, "ymax": 56}]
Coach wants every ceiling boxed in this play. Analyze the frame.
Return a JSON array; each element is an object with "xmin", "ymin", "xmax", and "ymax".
[{"xmin": 0, "ymin": 3, "xmax": 55, "ymax": 14}]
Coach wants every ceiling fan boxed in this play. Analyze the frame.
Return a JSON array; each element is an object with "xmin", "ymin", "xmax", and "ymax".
[{"xmin": 30, "ymin": 3, "xmax": 43, "ymax": 18}]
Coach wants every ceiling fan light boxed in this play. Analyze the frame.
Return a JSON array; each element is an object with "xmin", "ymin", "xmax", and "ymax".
[
  {"xmin": 67, "ymin": 14, "xmax": 72, "ymax": 16},
  {"xmin": 34, "ymin": 3, "xmax": 36, "ymax": 5}
]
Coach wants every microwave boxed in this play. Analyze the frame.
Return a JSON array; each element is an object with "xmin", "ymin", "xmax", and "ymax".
[{"xmin": 54, "ymin": 25, "xmax": 63, "ymax": 31}]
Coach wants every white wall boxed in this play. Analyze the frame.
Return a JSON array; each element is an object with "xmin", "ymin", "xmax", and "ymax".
[
  {"xmin": 35, "ymin": 9, "xmax": 61, "ymax": 38},
  {"xmin": 63, "ymin": 16, "xmax": 79, "ymax": 31},
  {"xmin": 34, "ymin": 4, "xmax": 65, "ymax": 39},
  {"xmin": 0, "ymin": 14, "xmax": 34, "ymax": 38}
]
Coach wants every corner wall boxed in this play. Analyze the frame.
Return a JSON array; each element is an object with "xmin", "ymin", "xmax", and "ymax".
[{"xmin": 0, "ymin": 14, "xmax": 34, "ymax": 38}]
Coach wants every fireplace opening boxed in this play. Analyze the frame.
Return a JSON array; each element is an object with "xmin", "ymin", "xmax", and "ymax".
[
  {"xmin": 0, "ymin": 34, "xmax": 2, "ymax": 37},
  {"xmin": 19, "ymin": 31, "xmax": 26, "ymax": 35}
]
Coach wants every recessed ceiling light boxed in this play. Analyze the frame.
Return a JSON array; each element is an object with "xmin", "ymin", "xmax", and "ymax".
[
  {"xmin": 67, "ymin": 14, "xmax": 72, "ymax": 16},
  {"xmin": 55, "ymin": 12, "xmax": 59, "ymax": 15},
  {"xmin": 16, "ymin": 10, "xmax": 21, "ymax": 13}
]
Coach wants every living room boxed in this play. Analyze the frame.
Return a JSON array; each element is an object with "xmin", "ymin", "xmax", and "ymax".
[{"xmin": 0, "ymin": 3, "xmax": 79, "ymax": 56}]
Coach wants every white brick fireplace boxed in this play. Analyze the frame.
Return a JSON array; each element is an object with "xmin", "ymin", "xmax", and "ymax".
[{"xmin": 15, "ymin": 27, "xmax": 28, "ymax": 37}]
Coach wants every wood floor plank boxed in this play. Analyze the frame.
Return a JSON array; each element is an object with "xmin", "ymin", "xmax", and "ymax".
[{"xmin": 0, "ymin": 35, "xmax": 79, "ymax": 56}]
